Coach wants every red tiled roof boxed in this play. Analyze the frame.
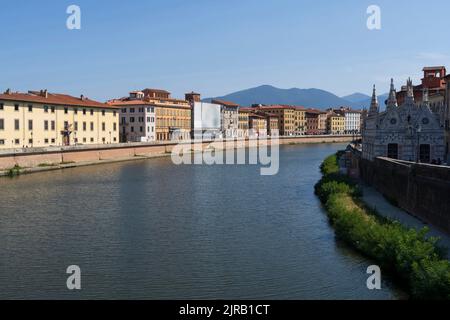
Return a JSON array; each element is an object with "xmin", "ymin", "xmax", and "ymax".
[
  {"xmin": 211, "ymin": 99, "xmax": 239, "ymax": 107},
  {"xmin": 0, "ymin": 90, "xmax": 119, "ymax": 109}
]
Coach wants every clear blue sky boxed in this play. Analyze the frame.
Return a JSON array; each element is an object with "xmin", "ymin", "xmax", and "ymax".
[{"xmin": 1, "ymin": 0, "xmax": 449, "ymax": 101}]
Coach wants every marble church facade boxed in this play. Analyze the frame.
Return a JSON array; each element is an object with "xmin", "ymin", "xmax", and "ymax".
[{"xmin": 362, "ymin": 79, "xmax": 445, "ymax": 164}]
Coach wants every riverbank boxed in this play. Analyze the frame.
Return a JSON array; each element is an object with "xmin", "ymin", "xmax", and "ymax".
[
  {"xmin": 315, "ymin": 152, "xmax": 450, "ymax": 300},
  {"xmin": 0, "ymin": 135, "xmax": 356, "ymax": 177}
]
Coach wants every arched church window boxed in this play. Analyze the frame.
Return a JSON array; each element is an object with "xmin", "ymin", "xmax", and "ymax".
[
  {"xmin": 422, "ymin": 118, "xmax": 429, "ymax": 125},
  {"xmin": 390, "ymin": 118, "xmax": 397, "ymax": 125}
]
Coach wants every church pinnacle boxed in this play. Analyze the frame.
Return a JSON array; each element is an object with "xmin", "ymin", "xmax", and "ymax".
[
  {"xmin": 369, "ymin": 84, "xmax": 379, "ymax": 116},
  {"xmin": 405, "ymin": 78, "xmax": 415, "ymax": 104},
  {"xmin": 386, "ymin": 78, "xmax": 398, "ymax": 109}
]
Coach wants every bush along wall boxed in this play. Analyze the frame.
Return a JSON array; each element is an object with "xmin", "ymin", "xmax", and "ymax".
[{"xmin": 315, "ymin": 152, "xmax": 450, "ymax": 300}]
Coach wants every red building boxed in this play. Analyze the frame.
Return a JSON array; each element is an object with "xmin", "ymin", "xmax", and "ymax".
[{"xmin": 396, "ymin": 66, "xmax": 447, "ymax": 105}]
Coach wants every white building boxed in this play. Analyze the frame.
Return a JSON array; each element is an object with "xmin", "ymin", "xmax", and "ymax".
[
  {"xmin": 335, "ymin": 107, "xmax": 362, "ymax": 134},
  {"xmin": 109, "ymin": 91, "xmax": 156, "ymax": 143},
  {"xmin": 362, "ymin": 79, "xmax": 445, "ymax": 163},
  {"xmin": 212, "ymin": 99, "xmax": 239, "ymax": 138},
  {"xmin": 192, "ymin": 101, "xmax": 222, "ymax": 139}
]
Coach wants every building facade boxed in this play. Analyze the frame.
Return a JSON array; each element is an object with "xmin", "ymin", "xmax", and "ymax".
[
  {"xmin": 334, "ymin": 107, "xmax": 362, "ymax": 134},
  {"xmin": 305, "ymin": 109, "xmax": 327, "ymax": 135},
  {"xmin": 212, "ymin": 99, "xmax": 239, "ymax": 138},
  {"xmin": 248, "ymin": 113, "xmax": 267, "ymax": 137},
  {"xmin": 254, "ymin": 106, "xmax": 295, "ymax": 136},
  {"xmin": 0, "ymin": 89, "xmax": 119, "ymax": 149},
  {"xmin": 293, "ymin": 107, "xmax": 307, "ymax": 135},
  {"xmin": 445, "ymin": 74, "xmax": 450, "ymax": 163},
  {"xmin": 109, "ymin": 91, "xmax": 156, "ymax": 143},
  {"xmin": 327, "ymin": 112, "xmax": 345, "ymax": 135},
  {"xmin": 110, "ymin": 88, "xmax": 190, "ymax": 142},
  {"xmin": 362, "ymin": 79, "xmax": 445, "ymax": 163},
  {"xmin": 238, "ymin": 108, "xmax": 250, "ymax": 138}
]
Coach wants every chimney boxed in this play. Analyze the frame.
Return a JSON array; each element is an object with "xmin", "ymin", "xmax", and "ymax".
[
  {"xmin": 4, "ymin": 88, "xmax": 11, "ymax": 95},
  {"xmin": 43, "ymin": 89, "xmax": 48, "ymax": 98},
  {"xmin": 185, "ymin": 92, "xmax": 201, "ymax": 103},
  {"xmin": 80, "ymin": 94, "xmax": 85, "ymax": 101}
]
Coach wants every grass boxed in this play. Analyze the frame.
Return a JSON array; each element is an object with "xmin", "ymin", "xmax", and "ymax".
[
  {"xmin": 315, "ymin": 152, "xmax": 450, "ymax": 300},
  {"xmin": 38, "ymin": 163, "xmax": 57, "ymax": 167},
  {"xmin": 6, "ymin": 165, "xmax": 22, "ymax": 177}
]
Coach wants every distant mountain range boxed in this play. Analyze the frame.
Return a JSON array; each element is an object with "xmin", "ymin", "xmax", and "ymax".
[{"xmin": 204, "ymin": 85, "xmax": 389, "ymax": 110}]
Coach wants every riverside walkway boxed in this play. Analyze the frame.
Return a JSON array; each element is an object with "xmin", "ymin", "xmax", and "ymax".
[{"xmin": 361, "ymin": 184, "xmax": 450, "ymax": 259}]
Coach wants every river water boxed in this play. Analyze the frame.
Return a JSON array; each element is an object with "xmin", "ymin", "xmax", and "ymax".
[{"xmin": 0, "ymin": 143, "xmax": 406, "ymax": 299}]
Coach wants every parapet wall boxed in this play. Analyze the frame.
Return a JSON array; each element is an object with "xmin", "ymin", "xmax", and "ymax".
[
  {"xmin": 360, "ymin": 157, "xmax": 450, "ymax": 234},
  {"xmin": 0, "ymin": 135, "xmax": 356, "ymax": 170}
]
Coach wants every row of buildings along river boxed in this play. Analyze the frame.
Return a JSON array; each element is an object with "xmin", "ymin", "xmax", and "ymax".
[{"xmin": 0, "ymin": 88, "xmax": 363, "ymax": 150}]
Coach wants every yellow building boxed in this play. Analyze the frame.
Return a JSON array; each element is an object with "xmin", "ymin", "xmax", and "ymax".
[
  {"xmin": 293, "ymin": 107, "xmax": 307, "ymax": 135},
  {"xmin": 0, "ymin": 89, "xmax": 119, "ymax": 149},
  {"xmin": 238, "ymin": 108, "xmax": 251, "ymax": 138},
  {"xmin": 256, "ymin": 106, "xmax": 295, "ymax": 136},
  {"xmin": 249, "ymin": 113, "xmax": 268, "ymax": 137},
  {"xmin": 327, "ymin": 112, "xmax": 345, "ymax": 135}
]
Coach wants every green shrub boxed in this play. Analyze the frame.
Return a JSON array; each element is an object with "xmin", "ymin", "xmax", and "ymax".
[{"xmin": 316, "ymin": 151, "xmax": 450, "ymax": 300}]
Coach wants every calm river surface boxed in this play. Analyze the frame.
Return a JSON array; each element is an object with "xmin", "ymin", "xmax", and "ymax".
[{"xmin": 0, "ymin": 144, "xmax": 406, "ymax": 299}]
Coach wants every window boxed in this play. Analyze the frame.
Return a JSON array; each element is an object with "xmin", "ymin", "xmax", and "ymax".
[
  {"xmin": 51, "ymin": 121, "xmax": 55, "ymax": 131},
  {"xmin": 90, "ymin": 122, "xmax": 94, "ymax": 131},
  {"xmin": 28, "ymin": 139, "xmax": 33, "ymax": 144},
  {"xmin": 130, "ymin": 108, "xmax": 135, "ymax": 113},
  {"xmin": 51, "ymin": 106, "xmax": 55, "ymax": 113},
  {"xmin": 131, "ymin": 126, "xmax": 134, "ymax": 132},
  {"xmin": 44, "ymin": 120, "xmax": 49, "ymax": 131},
  {"xmin": 44, "ymin": 105, "xmax": 49, "ymax": 113},
  {"xmin": 28, "ymin": 120, "xmax": 33, "ymax": 130},
  {"xmin": 14, "ymin": 119, "xmax": 20, "ymax": 130},
  {"xmin": 121, "ymin": 117, "xmax": 126, "ymax": 124},
  {"xmin": 83, "ymin": 109, "xmax": 86, "ymax": 115},
  {"xmin": 74, "ymin": 122, "xmax": 78, "ymax": 131},
  {"xmin": 90, "ymin": 109, "xmax": 94, "ymax": 115},
  {"xmin": 102, "ymin": 110, "xmax": 105, "ymax": 116},
  {"xmin": 0, "ymin": 103, "xmax": 3, "ymax": 110},
  {"xmin": 83, "ymin": 138, "xmax": 86, "ymax": 143},
  {"xmin": 113, "ymin": 111, "xmax": 117, "ymax": 117},
  {"xmin": 64, "ymin": 121, "xmax": 69, "ymax": 130},
  {"xmin": 51, "ymin": 138, "xmax": 55, "ymax": 143},
  {"xmin": 90, "ymin": 138, "xmax": 94, "ymax": 142},
  {"xmin": 28, "ymin": 105, "xmax": 33, "ymax": 112},
  {"xmin": 102, "ymin": 137, "xmax": 106, "ymax": 143},
  {"xmin": 64, "ymin": 107, "xmax": 68, "ymax": 114},
  {"xmin": 387, "ymin": 144, "xmax": 399, "ymax": 159},
  {"xmin": 130, "ymin": 117, "xmax": 135, "ymax": 123},
  {"xmin": 0, "ymin": 139, "xmax": 4, "ymax": 145},
  {"xmin": 113, "ymin": 137, "xmax": 117, "ymax": 142},
  {"xmin": 74, "ymin": 108, "xmax": 78, "ymax": 115},
  {"xmin": 113, "ymin": 123, "xmax": 117, "ymax": 131},
  {"xmin": 14, "ymin": 139, "xmax": 20, "ymax": 145},
  {"xmin": 121, "ymin": 108, "xmax": 127, "ymax": 113},
  {"xmin": 44, "ymin": 139, "xmax": 49, "ymax": 144},
  {"xmin": 83, "ymin": 122, "xmax": 87, "ymax": 131},
  {"xmin": 140, "ymin": 126, "xmax": 143, "ymax": 132},
  {"xmin": 0, "ymin": 119, "xmax": 3, "ymax": 130},
  {"xmin": 14, "ymin": 104, "xmax": 19, "ymax": 111},
  {"xmin": 102, "ymin": 122, "xmax": 106, "ymax": 131}
]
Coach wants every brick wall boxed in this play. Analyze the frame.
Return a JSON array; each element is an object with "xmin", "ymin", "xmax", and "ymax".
[{"xmin": 360, "ymin": 157, "xmax": 450, "ymax": 234}]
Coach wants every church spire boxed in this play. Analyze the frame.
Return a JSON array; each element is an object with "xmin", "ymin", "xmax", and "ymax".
[
  {"xmin": 386, "ymin": 78, "xmax": 398, "ymax": 109},
  {"xmin": 405, "ymin": 78, "xmax": 415, "ymax": 104},
  {"xmin": 369, "ymin": 84, "xmax": 379, "ymax": 116}
]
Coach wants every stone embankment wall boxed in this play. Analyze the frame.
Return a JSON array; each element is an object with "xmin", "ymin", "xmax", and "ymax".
[
  {"xmin": 359, "ymin": 157, "xmax": 450, "ymax": 234},
  {"xmin": 0, "ymin": 135, "xmax": 356, "ymax": 171}
]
